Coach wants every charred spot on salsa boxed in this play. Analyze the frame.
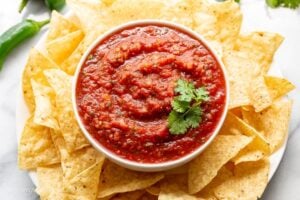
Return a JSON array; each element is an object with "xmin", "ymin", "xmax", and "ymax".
[{"xmin": 76, "ymin": 25, "xmax": 226, "ymax": 163}]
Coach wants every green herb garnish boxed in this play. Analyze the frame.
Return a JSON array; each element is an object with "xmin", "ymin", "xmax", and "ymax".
[
  {"xmin": 218, "ymin": 0, "xmax": 300, "ymax": 9},
  {"xmin": 266, "ymin": 0, "xmax": 300, "ymax": 9},
  {"xmin": 168, "ymin": 79, "xmax": 210, "ymax": 135}
]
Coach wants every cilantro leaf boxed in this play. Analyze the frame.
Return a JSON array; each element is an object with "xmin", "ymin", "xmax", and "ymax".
[
  {"xmin": 281, "ymin": 0, "xmax": 300, "ymax": 8},
  {"xmin": 185, "ymin": 107, "xmax": 202, "ymax": 128},
  {"xmin": 168, "ymin": 111, "xmax": 189, "ymax": 135},
  {"xmin": 171, "ymin": 97, "xmax": 190, "ymax": 113},
  {"xmin": 168, "ymin": 79, "xmax": 210, "ymax": 135},
  {"xmin": 194, "ymin": 87, "xmax": 210, "ymax": 102},
  {"xmin": 265, "ymin": 0, "xmax": 300, "ymax": 9},
  {"xmin": 175, "ymin": 79, "xmax": 195, "ymax": 102}
]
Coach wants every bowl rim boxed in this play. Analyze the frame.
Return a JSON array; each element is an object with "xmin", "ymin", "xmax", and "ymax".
[{"xmin": 72, "ymin": 19, "xmax": 230, "ymax": 172}]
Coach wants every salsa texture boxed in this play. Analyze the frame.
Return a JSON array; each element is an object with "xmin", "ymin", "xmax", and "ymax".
[{"xmin": 76, "ymin": 25, "xmax": 226, "ymax": 163}]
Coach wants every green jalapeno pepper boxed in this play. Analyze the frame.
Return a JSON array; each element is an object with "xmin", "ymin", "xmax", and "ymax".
[
  {"xmin": 0, "ymin": 19, "xmax": 49, "ymax": 70},
  {"xmin": 19, "ymin": 0, "xmax": 65, "ymax": 13},
  {"xmin": 44, "ymin": 0, "xmax": 66, "ymax": 11},
  {"xmin": 18, "ymin": 0, "xmax": 29, "ymax": 13}
]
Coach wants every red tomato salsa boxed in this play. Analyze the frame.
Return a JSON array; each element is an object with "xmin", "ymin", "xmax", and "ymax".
[{"xmin": 76, "ymin": 25, "xmax": 226, "ymax": 163}]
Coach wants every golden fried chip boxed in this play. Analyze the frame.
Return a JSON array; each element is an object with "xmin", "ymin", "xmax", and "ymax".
[
  {"xmin": 193, "ymin": 0, "xmax": 242, "ymax": 49},
  {"xmin": 188, "ymin": 135, "xmax": 252, "ymax": 194},
  {"xmin": 44, "ymin": 69, "xmax": 89, "ymax": 152},
  {"xmin": 31, "ymin": 79, "xmax": 58, "ymax": 129},
  {"xmin": 46, "ymin": 30, "xmax": 84, "ymax": 65},
  {"xmin": 231, "ymin": 140, "xmax": 265, "ymax": 165},
  {"xmin": 196, "ymin": 167, "xmax": 232, "ymax": 199},
  {"xmin": 234, "ymin": 32, "xmax": 283, "ymax": 73},
  {"xmin": 265, "ymin": 76, "xmax": 295, "ymax": 100},
  {"xmin": 222, "ymin": 51, "xmax": 258, "ymax": 108},
  {"xmin": 165, "ymin": 164, "xmax": 188, "ymax": 175},
  {"xmin": 249, "ymin": 76, "xmax": 272, "ymax": 112},
  {"xmin": 207, "ymin": 0, "xmax": 242, "ymax": 49},
  {"xmin": 242, "ymin": 99, "xmax": 292, "ymax": 153},
  {"xmin": 146, "ymin": 184, "xmax": 161, "ymax": 196},
  {"xmin": 60, "ymin": 32, "xmax": 99, "ymax": 75},
  {"xmin": 51, "ymin": 130, "xmax": 102, "ymax": 181},
  {"xmin": 18, "ymin": 117, "xmax": 60, "ymax": 170},
  {"xmin": 98, "ymin": 161, "xmax": 164, "ymax": 198},
  {"xmin": 67, "ymin": 0, "xmax": 108, "ymax": 34},
  {"xmin": 64, "ymin": 158, "xmax": 105, "ymax": 200},
  {"xmin": 161, "ymin": 0, "xmax": 194, "ymax": 28},
  {"xmin": 219, "ymin": 112, "xmax": 270, "ymax": 154},
  {"xmin": 139, "ymin": 192, "xmax": 158, "ymax": 200},
  {"xmin": 110, "ymin": 190, "xmax": 145, "ymax": 200},
  {"xmin": 214, "ymin": 159, "xmax": 270, "ymax": 200},
  {"xmin": 36, "ymin": 164, "xmax": 64, "ymax": 200},
  {"xmin": 47, "ymin": 11, "xmax": 80, "ymax": 42},
  {"xmin": 67, "ymin": 12, "xmax": 82, "ymax": 28},
  {"xmin": 159, "ymin": 174, "xmax": 198, "ymax": 200},
  {"xmin": 22, "ymin": 48, "xmax": 59, "ymax": 112},
  {"xmin": 68, "ymin": 0, "xmax": 165, "ymax": 33}
]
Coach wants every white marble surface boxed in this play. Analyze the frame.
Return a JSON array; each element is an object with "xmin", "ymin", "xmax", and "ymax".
[{"xmin": 0, "ymin": 0, "xmax": 299, "ymax": 199}]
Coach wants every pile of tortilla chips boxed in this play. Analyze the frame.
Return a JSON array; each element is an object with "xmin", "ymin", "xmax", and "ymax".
[{"xmin": 18, "ymin": 0, "xmax": 295, "ymax": 199}]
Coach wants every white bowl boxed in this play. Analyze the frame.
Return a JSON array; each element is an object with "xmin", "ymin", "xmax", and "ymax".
[{"xmin": 72, "ymin": 20, "xmax": 229, "ymax": 172}]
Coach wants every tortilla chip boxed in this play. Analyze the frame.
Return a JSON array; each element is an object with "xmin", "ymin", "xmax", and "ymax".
[
  {"xmin": 265, "ymin": 76, "xmax": 295, "ymax": 100},
  {"xmin": 67, "ymin": 12, "xmax": 82, "ymax": 28},
  {"xmin": 36, "ymin": 164, "xmax": 65, "ymax": 200},
  {"xmin": 234, "ymin": 32, "xmax": 283, "ymax": 73},
  {"xmin": 242, "ymin": 99, "xmax": 292, "ymax": 153},
  {"xmin": 101, "ymin": 0, "xmax": 116, "ymax": 7},
  {"xmin": 22, "ymin": 48, "xmax": 59, "ymax": 112},
  {"xmin": 64, "ymin": 158, "xmax": 105, "ymax": 200},
  {"xmin": 46, "ymin": 30, "xmax": 84, "ymax": 65},
  {"xmin": 219, "ymin": 112, "xmax": 270, "ymax": 154},
  {"xmin": 98, "ymin": 161, "xmax": 164, "ymax": 198},
  {"xmin": 44, "ymin": 69, "xmax": 89, "ymax": 152},
  {"xmin": 31, "ymin": 79, "xmax": 58, "ymax": 129},
  {"xmin": 222, "ymin": 51, "xmax": 259, "ymax": 108},
  {"xmin": 60, "ymin": 32, "xmax": 100, "ymax": 75},
  {"xmin": 67, "ymin": 0, "xmax": 108, "ymax": 34},
  {"xmin": 47, "ymin": 11, "xmax": 79, "ymax": 42},
  {"xmin": 193, "ymin": 0, "xmax": 242, "ymax": 49},
  {"xmin": 248, "ymin": 76, "xmax": 272, "ymax": 112},
  {"xmin": 207, "ymin": 0, "xmax": 242, "ymax": 49},
  {"xmin": 110, "ymin": 190, "xmax": 145, "ymax": 200},
  {"xmin": 188, "ymin": 135, "xmax": 252, "ymax": 194},
  {"xmin": 146, "ymin": 184, "xmax": 161, "ymax": 196},
  {"xmin": 214, "ymin": 159, "xmax": 270, "ymax": 200},
  {"xmin": 159, "ymin": 174, "xmax": 198, "ymax": 200},
  {"xmin": 196, "ymin": 167, "xmax": 232, "ymax": 199},
  {"xmin": 165, "ymin": 164, "xmax": 188, "ymax": 175},
  {"xmin": 160, "ymin": 0, "xmax": 194, "ymax": 28},
  {"xmin": 18, "ymin": 116, "xmax": 60, "ymax": 170},
  {"xmin": 231, "ymin": 139, "xmax": 266, "ymax": 165},
  {"xmin": 51, "ymin": 130, "xmax": 102, "ymax": 181},
  {"xmin": 139, "ymin": 192, "xmax": 158, "ymax": 200}
]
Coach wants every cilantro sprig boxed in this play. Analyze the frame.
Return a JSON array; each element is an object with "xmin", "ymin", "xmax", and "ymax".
[
  {"xmin": 218, "ymin": 0, "xmax": 300, "ymax": 9},
  {"xmin": 168, "ymin": 79, "xmax": 210, "ymax": 135},
  {"xmin": 266, "ymin": 0, "xmax": 300, "ymax": 9}
]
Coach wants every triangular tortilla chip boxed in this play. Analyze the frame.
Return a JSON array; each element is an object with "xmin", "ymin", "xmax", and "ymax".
[
  {"xmin": 22, "ymin": 48, "xmax": 59, "ymax": 112},
  {"xmin": 98, "ymin": 161, "xmax": 164, "ymax": 198},
  {"xmin": 31, "ymin": 79, "xmax": 58, "ymax": 129},
  {"xmin": 44, "ymin": 69, "xmax": 89, "ymax": 152},
  {"xmin": 18, "ymin": 116, "xmax": 60, "ymax": 170},
  {"xmin": 188, "ymin": 135, "xmax": 252, "ymax": 194}
]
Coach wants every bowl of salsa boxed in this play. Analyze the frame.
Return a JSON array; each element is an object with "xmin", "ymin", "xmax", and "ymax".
[{"xmin": 73, "ymin": 20, "xmax": 229, "ymax": 172}]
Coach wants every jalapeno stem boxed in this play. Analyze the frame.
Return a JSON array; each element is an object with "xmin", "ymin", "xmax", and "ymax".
[
  {"xmin": 18, "ymin": 0, "xmax": 29, "ymax": 13},
  {"xmin": 35, "ymin": 19, "xmax": 50, "ymax": 28}
]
